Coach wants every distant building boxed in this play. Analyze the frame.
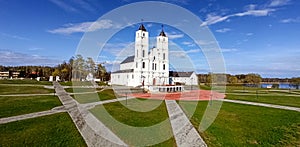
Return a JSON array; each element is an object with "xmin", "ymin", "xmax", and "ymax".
[
  {"xmin": 110, "ymin": 24, "xmax": 198, "ymax": 88},
  {"xmin": 0, "ymin": 71, "xmax": 9, "ymax": 79},
  {"xmin": 169, "ymin": 71, "xmax": 198, "ymax": 85}
]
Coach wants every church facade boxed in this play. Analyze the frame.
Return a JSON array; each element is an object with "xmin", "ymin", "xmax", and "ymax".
[{"xmin": 111, "ymin": 24, "xmax": 197, "ymax": 88}]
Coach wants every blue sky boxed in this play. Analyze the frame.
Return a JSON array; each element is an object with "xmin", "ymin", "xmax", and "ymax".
[{"xmin": 0, "ymin": 0, "xmax": 299, "ymax": 78}]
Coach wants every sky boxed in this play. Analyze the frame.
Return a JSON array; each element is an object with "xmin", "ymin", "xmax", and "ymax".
[{"xmin": 0, "ymin": 0, "xmax": 299, "ymax": 78}]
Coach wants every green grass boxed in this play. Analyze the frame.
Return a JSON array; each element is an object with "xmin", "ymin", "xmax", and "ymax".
[
  {"xmin": 0, "ymin": 113, "xmax": 86, "ymax": 146},
  {"xmin": 64, "ymin": 88, "xmax": 97, "ymax": 93},
  {"xmin": 179, "ymin": 101, "xmax": 300, "ymax": 146},
  {"xmin": 226, "ymin": 94, "xmax": 300, "ymax": 107},
  {"xmin": 0, "ymin": 79, "xmax": 52, "ymax": 85},
  {"xmin": 71, "ymin": 89, "xmax": 117, "ymax": 103},
  {"xmin": 0, "ymin": 85, "xmax": 54, "ymax": 95},
  {"xmin": 0, "ymin": 95, "xmax": 61, "ymax": 118},
  {"xmin": 90, "ymin": 99, "xmax": 176, "ymax": 146}
]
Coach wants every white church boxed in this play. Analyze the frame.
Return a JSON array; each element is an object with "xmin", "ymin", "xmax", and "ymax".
[{"xmin": 110, "ymin": 24, "xmax": 198, "ymax": 91}]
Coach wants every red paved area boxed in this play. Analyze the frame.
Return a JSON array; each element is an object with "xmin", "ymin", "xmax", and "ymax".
[{"xmin": 128, "ymin": 90, "xmax": 225, "ymax": 101}]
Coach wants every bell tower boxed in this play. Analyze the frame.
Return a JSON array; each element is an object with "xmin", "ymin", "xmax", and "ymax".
[
  {"xmin": 156, "ymin": 25, "xmax": 169, "ymax": 84},
  {"xmin": 134, "ymin": 23, "xmax": 149, "ymax": 86}
]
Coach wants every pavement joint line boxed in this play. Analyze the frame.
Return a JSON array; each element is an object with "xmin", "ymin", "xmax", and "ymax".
[
  {"xmin": 218, "ymin": 99, "xmax": 300, "ymax": 112},
  {"xmin": 165, "ymin": 100, "xmax": 207, "ymax": 147},
  {"xmin": 0, "ymin": 106, "xmax": 67, "ymax": 124},
  {"xmin": 53, "ymin": 81, "xmax": 127, "ymax": 147}
]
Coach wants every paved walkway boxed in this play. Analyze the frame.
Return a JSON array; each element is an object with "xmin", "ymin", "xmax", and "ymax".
[
  {"xmin": 219, "ymin": 99, "xmax": 300, "ymax": 112},
  {"xmin": 165, "ymin": 100, "xmax": 207, "ymax": 147},
  {"xmin": 0, "ymin": 93, "xmax": 55, "ymax": 97},
  {"xmin": 0, "ymin": 106, "xmax": 66, "ymax": 124},
  {"xmin": 53, "ymin": 82, "xmax": 127, "ymax": 147}
]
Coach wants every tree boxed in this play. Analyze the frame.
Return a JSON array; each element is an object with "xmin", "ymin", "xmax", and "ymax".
[
  {"xmin": 229, "ymin": 76, "xmax": 238, "ymax": 84},
  {"xmin": 52, "ymin": 69, "xmax": 60, "ymax": 77},
  {"xmin": 244, "ymin": 73, "xmax": 262, "ymax": 86},
  {"xmin": 86, "ymin": 57, "xmax": 96, "ymax": 74},
  {"xmin": 96, "ymin": 63, "xmax": 107, "ymax": 81},
  {"xmin": 72, "ymin": 55, "xmax": 85, "ymax": 81},
  {"xmin": 291, "ymin": 77, "xmax": 300, "ymax": 89}
]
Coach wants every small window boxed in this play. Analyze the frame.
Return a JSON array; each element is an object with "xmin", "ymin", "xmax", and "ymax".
[
  {"xmin": 143, "ymin": 33, "xmax": 145, "ymax": 37},
  {"xmin": 142, "ymin": 50, "xmax": 145, "ymax": 57},
  {"xmin": 142, "ymin": 62, "xmax": 145, "ymax": 68},
  {"xmin": 153, "ymin": 56, "xmax": 155, "ymax": 60},
  {"xmin": 155, "ymin": 64, "xmax": 157, "ymax": 70},
  {"xmin": 136, "ymin": 62, "xmax": 138, "ymax": 68},
  {"xmin": 152, "ymin": 63, "xmax": 154, "ymax": 70},
  {"xmin": 163, "ymin": 53, "xmax": 165, "ymax": 60},
  {"xmin": 132, "ymin": 74, "xmax": 134, "ymax": 79},
  {"xmin": 163, "ymin": 64, "xmax": 165, "ymax": 70}
]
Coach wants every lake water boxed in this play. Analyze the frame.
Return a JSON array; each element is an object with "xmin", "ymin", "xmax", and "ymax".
[{"xmin": 260, "ymin": 83, "xmax": 298, "ymax": 89}]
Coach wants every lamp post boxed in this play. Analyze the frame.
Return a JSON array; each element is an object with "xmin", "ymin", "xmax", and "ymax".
[{"xmin": 190, "ymin": 77, "xmax": 193, "ymax": 91}]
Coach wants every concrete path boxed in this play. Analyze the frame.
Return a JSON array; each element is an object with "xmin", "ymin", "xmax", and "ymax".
[
  {"xmin": 53, "ymin": 81, "xmax": 127, "ymax": 147},
  {"xmin": 219, "ymin": 99, "xmax": 300, "ymax": 112},
  {"xmin": 165, "ymin": 100, "xmax": 207, "ymax": 147},
  {"xmin": 0, "ymin": 93, "xmax": 55, "ymax": 97},
  {"xmin": 0, "ymin": 106, "xmax": 66, "ymax": 124}
]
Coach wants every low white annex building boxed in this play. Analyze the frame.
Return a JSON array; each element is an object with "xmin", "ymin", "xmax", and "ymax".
[{"xmin": 111, "ymin": 24, "xmax": 198, "ymax": 88}]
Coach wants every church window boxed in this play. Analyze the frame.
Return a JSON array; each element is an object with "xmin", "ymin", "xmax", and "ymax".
[
  {"xmin": 152, "ymin": 63, "xmax": 154, "ymax": 70},
  {"xmin": 163, "ymin": 53, "xmax": 165, "ymax": 60},
  {"xmin": 142, "ymin": 62, "xmax": 145, "ymax": 68},
  {"xmin": 142, "ymin": 50, "xmax": 145, "ymax": 57},
  {"xmin": 153, "ymin": 56, "xmax": 155, "ymax": 60},
  {"xmin": 143, "ymin": 33, "xmax": 145, "ymax": 37},
  {"xmin": 163, "ymin": 64, "xmax": 165, "ymax": 70}
]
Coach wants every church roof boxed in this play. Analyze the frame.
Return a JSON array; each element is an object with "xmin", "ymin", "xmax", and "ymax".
[
  {"xmin": 120, "ymin": 55, "xmax": 135, "ymax": 64},
  {"xmin": 138, "ymin": 24, "xmax": 147, "ymax": 31},
  {"xmin": 159, "ymin": 29, "xmax": 166, "ymax": 37},
  {"xmin": 112, "ymin": 69, "xmax": 134, "ymax": 73},
  {"xmin": 169, "ymin": 71, "xmax": 194, "ymax": 77}
]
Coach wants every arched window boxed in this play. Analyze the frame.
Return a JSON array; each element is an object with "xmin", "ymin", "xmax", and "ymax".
[{"xmin": 142, "ymin": 62, "xmax": 145, "ymax": 68}]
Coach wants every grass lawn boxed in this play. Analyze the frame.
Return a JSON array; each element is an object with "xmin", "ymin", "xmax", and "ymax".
[
  {"xmin": 90, "ymin": 99, "xmax": 176, "ymax": 146},
  {"xmin": 0, "ymin": 112, "xmax": 86, "ymax": 146},
  {"xmin": 0, "ymin": 95, "xmax": 61, "ymax": 118},
  {"xmin": 0, "ymin": 85, "xmax": 54, "ymax": 95},
  {"xmin": 226, "ymin": 93, "xmax": 300, "ymax": 107},
  {"xmin": 0, "ymin": 79, "xmax": 52, "ymax": 85},
  {"xmin": 64, "ymin": 88, "xmax": 97, "ymax": 93},
  {"xmin": 179, "ymin": 101, "xmax": 300, "ymax": 146},
  {"xmin": 71, "ymin": 89, "xmax": 117, "ymax": 103}
]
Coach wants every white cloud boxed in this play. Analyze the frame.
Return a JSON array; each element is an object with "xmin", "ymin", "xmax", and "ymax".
[
  {"xmin": 221, "ymin": 48, "xmax": 238, "ymax": 53},
  {"xmin": 49, "ymin": 0, "xmax": 78, "ymax": 12},
  {"xmin": 186, "ymin": 49, "xmax": 201, "ymax": 53},
  {"xmin": 182, "ymin": 41, "xmax": 195, "ymax": 47},
  {"xmin": 48, "ymin": 19, "xmax": 118, "ymax": 35},
  {"xmin": 0, "ymin": 32, "xmax": 31, "ymax": 41},
  {"xmin": 246, "ymin": 33, "xmax": 254, "ymax": 36},
  {"xmin": 280, "ymin": 17, "xmax": 300, "ymax": 23},
  {"xmin": 215, "ymin": 28, "xmax": 231, "ymax": 33},
  {"xmin": 200, "ymin": 9, "xmax": 275, "ymax": 26},
  {"xmin": 167, "ymin": 32, "xmax": 184, "ymax": 39},
  {"xmin": 0, "ymin": 49, "xmax": 61, "ymax": 66},
  {"xmin": 269, "ymin": 0, "xmax": 290, "ymax": 7}
]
